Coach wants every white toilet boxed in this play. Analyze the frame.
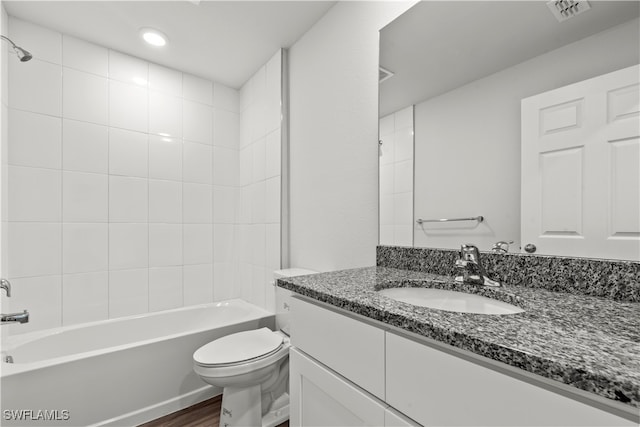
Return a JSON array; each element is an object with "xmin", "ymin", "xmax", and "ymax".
[{"xmin": 193, "ymin": 268, "xmax": 316, "ymax": 427}]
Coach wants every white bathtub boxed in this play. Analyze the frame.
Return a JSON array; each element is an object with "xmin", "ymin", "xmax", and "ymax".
[{"xmin": 0, "ymin": 299, "xmax": 275, "ymax": 426}]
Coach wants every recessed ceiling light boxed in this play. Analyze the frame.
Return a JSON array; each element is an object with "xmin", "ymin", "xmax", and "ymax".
[{"xmin": 140, "ymin": 28, "xmax": 167, "ymax": 47}]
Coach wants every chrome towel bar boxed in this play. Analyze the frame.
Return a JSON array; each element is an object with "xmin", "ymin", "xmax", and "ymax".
[{"xmin": 416, "ymin": 216, "xmax": 484, "ymax": 224}]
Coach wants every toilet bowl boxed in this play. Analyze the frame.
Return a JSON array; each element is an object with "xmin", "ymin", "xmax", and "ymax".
[
  {"xmin": 194, "ymin": 328, "xmax": 290, "ymax": 427},
  {"xmin": 193, "ymin": 268, "xmax": 317, "ymax": 427}
]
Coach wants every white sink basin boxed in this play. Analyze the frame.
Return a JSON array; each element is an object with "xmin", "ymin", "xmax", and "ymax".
[{"xmin": 378, "ymin": 287, "xmax": 524, "ymax": 315}]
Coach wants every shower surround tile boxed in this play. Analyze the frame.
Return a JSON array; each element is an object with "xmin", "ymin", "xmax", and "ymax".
[
  {"xmin": 108, "ymin": 176, "xmax": 148, "ymax": 223},
  {"xmin": 9, "ymin": 57, "xmax": 61, "ymax": 116},
  {"xmin": 8, "ymin": 166, "xmax": 61, "ymax": 222},
  {"xmin": 62, "ymin": 68, "xmax": 108, "ymax": 125},
  {"xmin": 108, "ymin": 50, "xmax": 148, "ymax": 85},
  {"xmin": 182, "ymin": 141, "xmax": 212, "ymax": 184},
  {"xmin": 5, "ymin": 16, "xmax": 279, "ymax": 334},
  {"xmin": 109, "ymin": 80, "xmax": 148, "ymax": 133},
  {"xmin": 62, "ymin": 171, "xmax": 108, "ymax": 222},
  {"xmin": 108, "ymin": 269, "xmax": 149, "ymax": 318},
  {"xmin": 62, "ymin": 272, "xmax": 109, "ymax": 325},
  {"xmin": 183, "ymin": 99, "xmax": 213, "ymax": 144},
  {"xmin": 184, "ymin": 74, "xmax": 213, "ymax": 105},
  {"xmin": 148, "ymin": 179, "xmax": 182, "ymax": 223},
  {"xmin": 7, "ymin": 222, "xmax": 62, "ymax": 278},
  {"xmin": 149, "ymin": 266, "xmax": 183, "ymax": 312},
  {"xmin": 62, "ymin": 119, "xmax": 108, "ymax": 174},
  {"xmin": 148, "ymin": 63, "xmax": 182, "ymax": 96},
  {"xmin": 62, "ymin": 34, "xmax": 108, "ymax": 76},
  {"xmin": 148, "ymin": 224, "xmax": 183, "ymax": 268},
  {"xmin": 148, "ymin": 135, "xmax": 182, "ymax": 181},
  {"xmin": 149, "ymin": 90, "xmax": 182, "ymax": 138},
  {"xmin": 183, "ymin": 183, "xmax": 213, "ymax": 224},
  {"xmin": 8, "ymin": 109, "xmax": 61, "ymax": 169},
  {"xmin": 213, "ymin": 109, "xmax": 239, "ymax": 149},
  {"xmin": 108, "ymin": 128, "xmax": 148, "ymax": 178},
  {"xmin": 62, "ymin": 223, "xmax": 108, "ymax": 274}
]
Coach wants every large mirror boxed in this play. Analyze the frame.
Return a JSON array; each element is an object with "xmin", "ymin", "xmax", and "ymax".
[{"xmin": 379, "ymin": 1, "xmax": 640, "ymax": 260}]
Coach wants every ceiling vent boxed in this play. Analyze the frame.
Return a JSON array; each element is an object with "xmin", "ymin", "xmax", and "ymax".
[
  {"xmin": 379, "ymin": 66, "xmax": 394, "ymax": 83},
  {"xmin": 547, "ymin": 0, "xmax": 591, "ymax": 22}
]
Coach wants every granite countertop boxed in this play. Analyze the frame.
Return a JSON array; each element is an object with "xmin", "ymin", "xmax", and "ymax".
[{"xmin": 276, "ymin": 266, "xmax": 640, "ymax": 410}]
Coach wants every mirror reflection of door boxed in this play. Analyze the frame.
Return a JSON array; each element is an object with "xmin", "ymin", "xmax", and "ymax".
[
  {"xmin": 379, "ymin": 1, "xmax": 640, "ymax": 257},
  {"xmin": 521, "ymin": 64, "xmax": 640, "ymax": 261},
  {"xmin": 379, "ymin": 106, "xmax": 414, "ymax": 247}
]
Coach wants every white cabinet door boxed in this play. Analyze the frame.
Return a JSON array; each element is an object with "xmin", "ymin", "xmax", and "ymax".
[
  {"xmin": 386, "ymin": 332, "xmax": 634, "ymax": 426},
  {"xmin": 290, "ymin": 348, "xmax": 386, "ymax": 427},
  {"xmin": 290, "ymin": 297, "xmax": 385, "ymax": 399},
  {"xmin": 521, "ymin": 64, "xmax": 639, "ymax": 260}
]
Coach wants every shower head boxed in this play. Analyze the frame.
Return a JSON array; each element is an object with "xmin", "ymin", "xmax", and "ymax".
[
  {"xmin": 1, "ymin": 35, "xmax": 32, "ymax": 62},
  {"xmin": 14, "ymin": 46, "xmax": 32, "ymax": 62}
]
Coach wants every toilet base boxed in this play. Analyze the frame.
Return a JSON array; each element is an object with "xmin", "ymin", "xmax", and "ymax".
[
  {"xmin": 218, "ymin": 387, "xmax": 289, "ymax": 427},
  {"xmin": 219, "ymin": 385, "xmax": 262, "ymax": 427},
  {"xmin": 262, "ymin": 392, "xmax": 289, "ymax": 427}
]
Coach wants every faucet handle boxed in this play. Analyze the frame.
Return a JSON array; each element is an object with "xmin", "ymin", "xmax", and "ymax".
[
  {"xmin": 492, "ymin": 240, "xmax": 514, "ymax": 254},
  {"xmin": 0, "ymin": 279, "xmax": 10, "ymax": 297}
]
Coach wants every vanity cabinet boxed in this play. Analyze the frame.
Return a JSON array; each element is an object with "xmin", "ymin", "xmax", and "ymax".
[
  {"xmin": 386, "ymin": 332, "xmax": 634, "ymax": 426},
  {"xmin": 290, "ymin": 349, "xmax": 417, "ymax": 426},
  {"xmin": 289, "ymin": 294, "xmax": 385, "ymax": 399},
  {"xmin": 290, "ymin": 348, "xmax": 387, "ymax": 426},
  {"xmin": 289, "ymin": 296, "xmax": 634, "ymax": 427},
  {"xmin": 290, "ymin": 297, "xmax": 417, "ymax": 426}
]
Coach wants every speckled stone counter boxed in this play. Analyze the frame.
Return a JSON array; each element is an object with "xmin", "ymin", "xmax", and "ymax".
[
  {"xmin": 276, "ymin": 266, "xmax": 640, "ymax": 412},
  {"xmin": 377, "ymin": 246, "xmax": 640, "ymax": 302}
]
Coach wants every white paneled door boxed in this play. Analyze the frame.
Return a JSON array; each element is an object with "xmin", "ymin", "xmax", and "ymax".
[{"xmin": 521, "ymin": 64, "xmax": 640, "ymax": 260}]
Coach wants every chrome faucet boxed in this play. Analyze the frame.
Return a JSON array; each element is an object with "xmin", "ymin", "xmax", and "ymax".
[
  {"xmin": 454, "ymin": 244, "xmax": 501, "ymax": 287},
  {"xmin": 1, "ymin": 279, "xmax": 30, "ymax": 325},
  {"xmin": 1, "ymin": 310, "xmax": 29, "ymax": 324}
]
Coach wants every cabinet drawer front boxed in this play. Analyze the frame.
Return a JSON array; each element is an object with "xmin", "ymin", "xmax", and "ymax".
[
  {"xmin": 386, "ymin": 332, "xmax": 634, "ymax": 426},
  {"xmin": 290, "ymin": 297, "xmax": 385, "ymax": 399},
  {"xmin": 290, "ymin": 348, "xmax": 386, "ymax": 427}
]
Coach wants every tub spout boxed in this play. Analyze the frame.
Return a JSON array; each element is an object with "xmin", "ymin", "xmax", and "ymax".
[{"xmin": 1, "ymin": 310, "xmax": 29, "ymax": 324}]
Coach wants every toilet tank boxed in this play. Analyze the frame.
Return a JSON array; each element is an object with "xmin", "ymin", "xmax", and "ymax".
[{"xmin": 274, "ymin": 268, "xmax": 317, "ymax": 335}]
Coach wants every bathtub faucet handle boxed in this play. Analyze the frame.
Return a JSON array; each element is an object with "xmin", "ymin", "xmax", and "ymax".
[{"xmin": 0, "ymin": 279, "xmax": 10, "ymax": 297}]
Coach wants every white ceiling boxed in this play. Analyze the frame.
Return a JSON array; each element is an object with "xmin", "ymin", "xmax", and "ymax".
[
  {"xmin": 3, "ymin": 0, "xmax": 336, "ymax": 88},
  {"xmin": 379, "ymin": 1, "xmax": 640, "ymax": 117}
]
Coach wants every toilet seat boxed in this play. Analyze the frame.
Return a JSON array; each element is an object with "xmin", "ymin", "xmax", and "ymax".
[{"xmin": 193, "ymin": 328, "xmax": 290, "ymax": 381}]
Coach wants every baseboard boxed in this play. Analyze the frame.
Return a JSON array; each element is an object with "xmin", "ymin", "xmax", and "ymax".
[{"xmin": 93, "ymin": 385, "xmax": 222, "ymax": 427}]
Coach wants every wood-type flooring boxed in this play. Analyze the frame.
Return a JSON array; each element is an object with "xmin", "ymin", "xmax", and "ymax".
[{"xmin": 139, "ymin": 395, "xmax": 289, "ymax": 427}]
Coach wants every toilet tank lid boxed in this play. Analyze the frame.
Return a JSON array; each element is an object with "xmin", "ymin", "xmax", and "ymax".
[{"xmin": 273, "ymin": 268, "xmax": 317, "ymax": 279}]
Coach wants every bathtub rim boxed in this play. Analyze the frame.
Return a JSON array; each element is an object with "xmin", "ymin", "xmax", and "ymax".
[{"xmin": 0, "ymin": 299, "xmax": 274, "ymax": 377}]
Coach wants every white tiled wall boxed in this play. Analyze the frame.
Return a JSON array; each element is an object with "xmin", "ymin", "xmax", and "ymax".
[
  {"xmin": 236, "ymin": 50, "xmax": 282, "ymax": 312},
  {"xmin": 2, "ymin": 17, "xmax": 248, "ymax": 334},
  {"xmin": 379, "ymin": 106, "xmax": 414, "ymax": 246}
]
